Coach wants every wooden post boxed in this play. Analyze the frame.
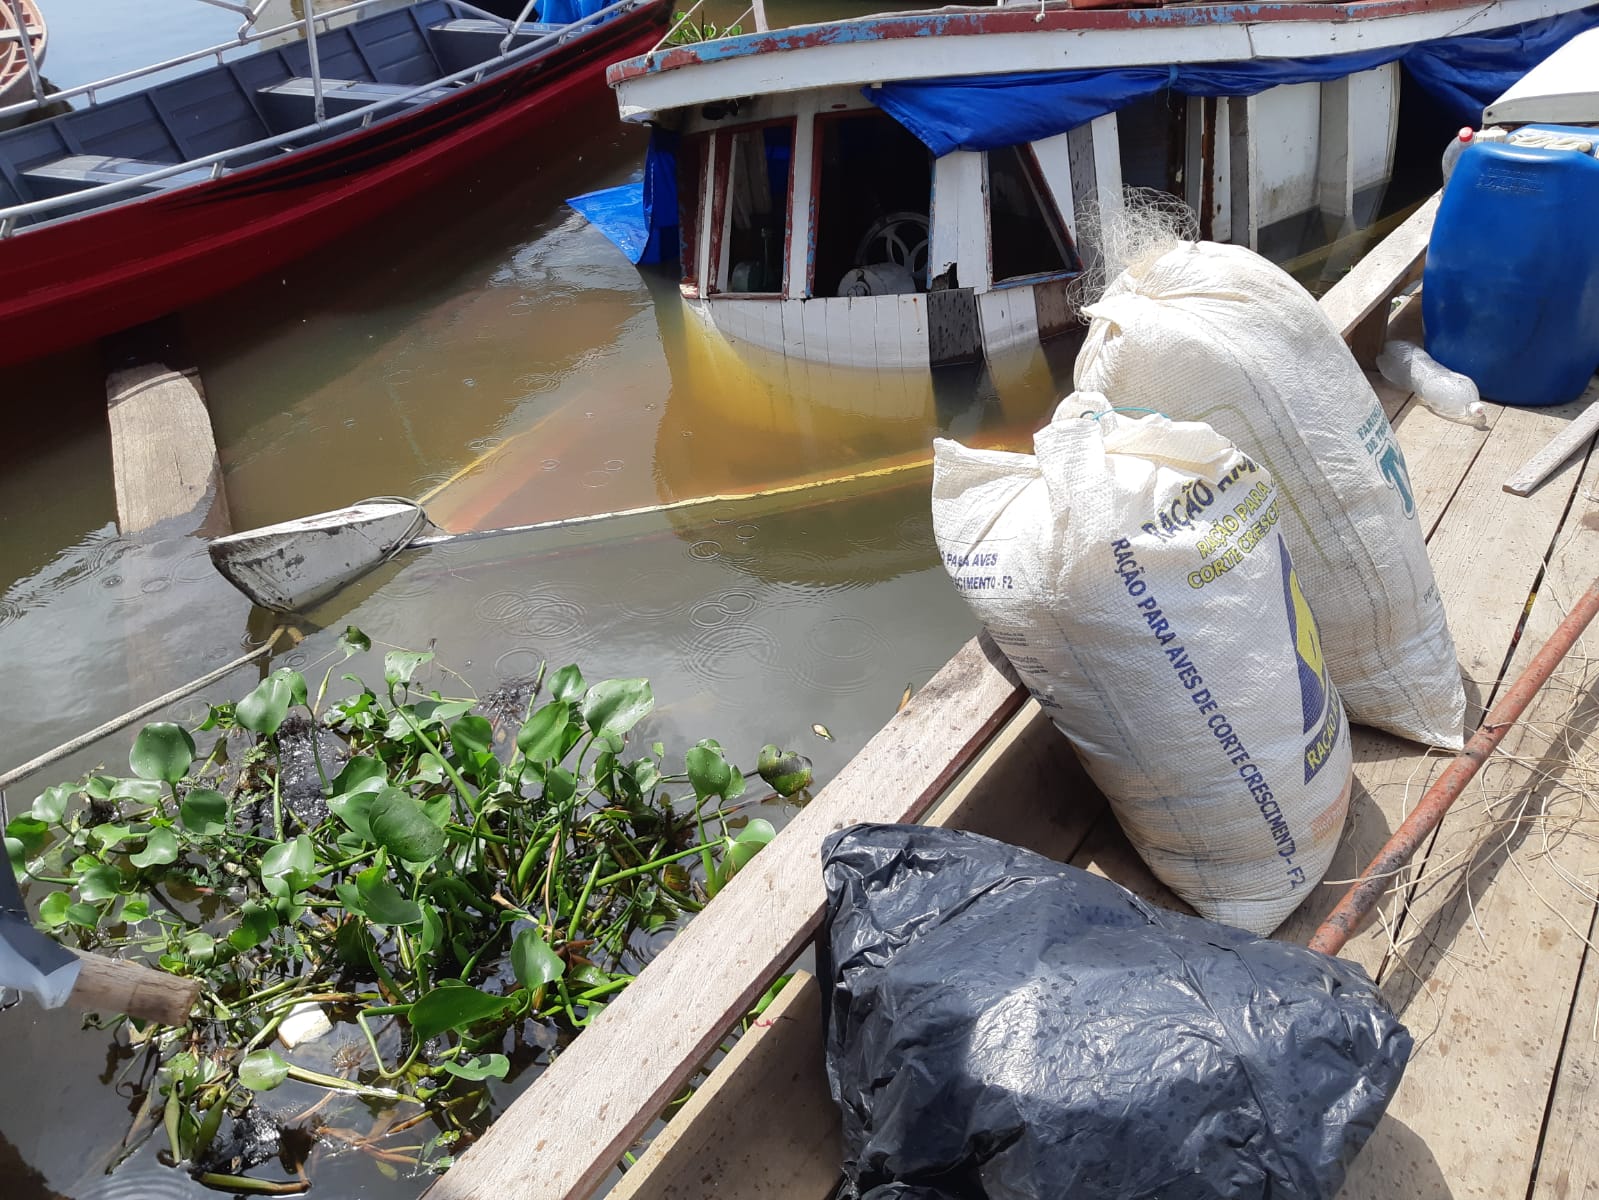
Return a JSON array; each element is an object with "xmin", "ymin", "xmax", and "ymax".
[
  {"xmin": 68, "ymin": 950, "xmax": 201, "ymax": 1026},
  {"xmin": 103, "ymin": 320, "xmax": 231, "ymax": 538}
]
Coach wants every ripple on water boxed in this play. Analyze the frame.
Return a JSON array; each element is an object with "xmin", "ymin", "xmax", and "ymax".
[
  {"xmin": 678, "ymin": 620, "xmax": 784, "ymax": 685},
  {"xmin": 795, "ymin": 615, "xmax": 891, "ymax": 696},
  {"xmin": 614, "ymin": 567, "xmax": 695, "ymax": 623},
  {"xmin": 72, "ymin": 1162, "xmax": 203, "ymax": 1200},
  {"xmin": 472, "ymin": 587, "xmax": 592, "ymax": 644}
]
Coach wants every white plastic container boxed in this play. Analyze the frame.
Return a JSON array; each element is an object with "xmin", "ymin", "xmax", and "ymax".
[{"xmin": 1376, "ymin": 340, "xmax": 1490, "ymax": 429}]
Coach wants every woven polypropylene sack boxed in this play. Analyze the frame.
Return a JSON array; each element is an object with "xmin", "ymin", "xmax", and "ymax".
[
  {"xmin": 931, "ymin": 400, "xmax": 1352, "ymax": 934},
  {"xmin": 1076, "ymin": 240, "xmax": 1465, "ymax": 748}
]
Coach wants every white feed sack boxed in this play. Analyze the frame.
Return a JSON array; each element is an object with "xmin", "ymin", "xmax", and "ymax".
[
  {"xmin": 932, "ymin": 402, "xmax": 1352, "ymax": 935},
  {"xmin": 1076, "ymin": 239, "xmax": 1466, "ymax": 749}
]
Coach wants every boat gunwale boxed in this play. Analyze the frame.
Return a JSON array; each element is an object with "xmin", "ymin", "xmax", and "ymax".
[
  {"xmin": 605, "ymin": 0, "xmax": 1594, "ymax": 115},
  {"xmin": 0, "ymin": 0, "xmax": 651, "ymax": 232}
]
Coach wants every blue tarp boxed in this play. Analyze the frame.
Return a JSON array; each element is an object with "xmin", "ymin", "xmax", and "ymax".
[
  {"xmin": 567, "ymin": 130, "xmax": 679, "ymax": 264},
  {"xmin": 541, "ymin": 0, "xmax": 611, "ymax": 25},
  {"xmin": 869, "ymin": 4, "xmax": 1599, "ymax": 155}
]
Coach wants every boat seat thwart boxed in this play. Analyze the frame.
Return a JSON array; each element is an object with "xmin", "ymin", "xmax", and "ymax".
[
  {"xmin": 22, "ymin": 155, "xmax": 215, "ymax": 200},
  {"xmin": 255, "ymin": 77, "xmax": 455, "ymax": 131},
  {"xmin": 428, "ymin": 18, "xmax": 569, "ymax": 74}
]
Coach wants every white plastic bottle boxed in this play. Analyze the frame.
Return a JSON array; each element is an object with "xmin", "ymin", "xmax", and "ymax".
[
  {"xmin": 1376, "ymin": 340, "xmax": 1489, "ymax": 429},
  {"xmin": 1441, "ymin": 127, "xmax": 1474, "ymax": 185}
]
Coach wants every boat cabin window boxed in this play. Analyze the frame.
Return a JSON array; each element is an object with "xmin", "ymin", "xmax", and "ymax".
[
  {"xmin": 811, "ymin": 111, "xmax": 933, "ymax": 298},
  {"xmin": 678, "ymin": 134, "xmax": 707, "ymax": 295},
  {"xmin": 710, "ymin": 122, "xmax": 794, "ymax": 295},
  {"xmin": 988, "ymin": 144, "xmax": 1079, "ymax": 285}
]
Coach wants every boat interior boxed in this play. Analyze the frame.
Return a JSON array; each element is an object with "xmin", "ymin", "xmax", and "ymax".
[{"xmin": 0, "ymin": 0, "xmax": 582, "ymax": 227}]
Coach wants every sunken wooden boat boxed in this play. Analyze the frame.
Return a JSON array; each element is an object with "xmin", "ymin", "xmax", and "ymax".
[
  {"xmin": 577, "ymin": 0, "xmax": 1599, "ymax": 376},
  {"xmin": 0, "ymin": 0, "xmax": 669, "ymax": 365},
  {"xmin": 0, "ymin": 0, "xmax": 46, "ymax": 109},
  {"xmin": 417, "ymin": 183, "xmax": 1599, "ymax": 1198}
]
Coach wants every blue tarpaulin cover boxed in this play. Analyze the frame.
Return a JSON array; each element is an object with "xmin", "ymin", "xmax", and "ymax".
[
  {"xmin": 568, "ymin": 5, "xmax": 1599, "ymax": 259},
  {"xmin": 869, "ymin": 4, "xmax": 1599, "ymax": 155},
  {"xmin": 540, "ymin": 0, "xmax": 611, "ymax": 25},
  {"xmin": 567, "ymin": 130, "xmax": 679, "ymax": 264}
]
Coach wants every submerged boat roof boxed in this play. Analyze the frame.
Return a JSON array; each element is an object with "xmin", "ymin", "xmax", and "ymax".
[
  {"xmin": 1483, "ymin": 22, "xmax": 1599, "ymax": 123},
  {"xmin": 609, "ymin": 0, "xmax": 1594, "ymax": 120}
]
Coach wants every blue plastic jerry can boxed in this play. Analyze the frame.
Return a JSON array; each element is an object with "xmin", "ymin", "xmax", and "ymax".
[{"xmin": 1423, "ymin": 130, "xmax": 1599, "ymax": 408}]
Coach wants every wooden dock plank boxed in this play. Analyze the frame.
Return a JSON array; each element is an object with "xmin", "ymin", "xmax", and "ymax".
[
  {"xmin": 1532, "ymin": 911, "xmax": 1599, "ymax": 1200},
  {"xmin": 1348, "ymin": 437, "xmax": 1599, "ymax": 1200},
  {"xmin": 427, "ymin": 636, "xmax": 1026, "ymax": 1200}
]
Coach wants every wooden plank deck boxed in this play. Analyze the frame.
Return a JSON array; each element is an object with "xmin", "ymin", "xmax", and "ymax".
[{"xmin": 428, "ymin": 197, "xmax": 1599, "ymax": 1200}]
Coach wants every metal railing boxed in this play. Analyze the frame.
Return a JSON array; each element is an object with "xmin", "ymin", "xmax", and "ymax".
[
  {"xmin": 0, "ymin": 0, "xmax": 514, "ymax": 123},
  {"xmin": 0, "ymin": 0, "xmax": 645, "ymax": 235}
]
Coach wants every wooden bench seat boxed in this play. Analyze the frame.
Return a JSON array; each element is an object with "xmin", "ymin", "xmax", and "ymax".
[{"xmin": 255, "ymin": 77, "xmax": 454, "ymax": 133}]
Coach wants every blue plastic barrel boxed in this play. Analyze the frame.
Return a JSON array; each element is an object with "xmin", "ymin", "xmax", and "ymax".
[{"xmin": 1423, "ymin": 134, "xmax": 1599, "ymax": 408}]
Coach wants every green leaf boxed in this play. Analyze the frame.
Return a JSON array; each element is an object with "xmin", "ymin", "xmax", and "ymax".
[
  {"xmin": 549, "ymin": 664, "xmax": 586, "ymax": 703},
  {"xmin": 30, "ymin": 784, "xmax": 72, "ymax": 824},
  {"xmin": 686, "ymin": 743, "xmax": 736, "ymax": 802},
  {"xmin": 516, "ymin": 701, "xmax": 571, "ymax": 764},
  {"xmin": 182, "ymin": 930, "xmax": 217, "ymax": 962},
  {"xmin": 582, "ymin": 678, "xmax": 653, "ymax": 741},
  {"xmin": 6, "ymin": 816, "xmax": 49, "ymax": 858},
  {"xmin": 84, "ymin": 776, "xmax": 115, "ymax": 801},
  {"xmin": 368, "ymin": 789, "xmax": 447, "ymax": 862},
  {"xmin": 416, "ymin": 902, "xmax": 444, "ymax": 959},
  {"xmin": 89, "ymin": 823, "xmax": 136, "ymax": 850},
  {"xmin": 332, "ymin": 756, "xmax": 387, "ymax": 794},
  {"xmin": 65, "ymin": 901, "xmax": 102, "ymax": 929},
  {"xmin": 235, "ymin": 902, "xmax": 278, "ymax": 951},
  {"xmin": 37, "ymin": 891, "xmax": 70, "ymax": 928},
  {"xmin": 235, "ymin": 670, "xmax": 307, "ymax": 737},
  {"xmin": 450, "ymin": 715, "xmax": 494, "ymax": 757},
  {"xmin": 239, "ymin": 1048, "xmax": 290, "ymax": 1093},
  {"xmin": 129, "ymin": 724, "xmax": 196, "ymax": 783},
  {"xmin": 354, "ymin": 867, "xmax": 424, "ymax": 927},
  {"xmin": 130, "ymin": 828, "xmax": 180, "ymax": 869},
  {"xmin": 757, "ymin": 746, "xmax": 814, "ymax": 797},
  {"xmin": 384, "ymin": 650, "xmax": 433, "ymax": 688},
  {"xmin": 179, "ymin": 789, "xmax": 228, "ymax": 836},
  {"xmin": 110, "ymin": 779, "xmax": 165, "ymax": 803},
  {"xmin": 77, "ymin": 864, "xmax": 125, "ymax": 902},
  {"xmin": 407, "ymin": 982, "xmax": 514, "ymax": 1041},
  {"xmin": 4, "ymin": 837, "xmax": 23, "ymax": 876},
  {"xmin": 260, "ymin": 835, "xmax": 318, "ymax": 899},
  {"xmin": 724, "ymin": 818, "xmax": 775, "ymax": 878},
  {"xmin": 441, "ymin": 1053, "xmax": 510, "ymax": 1082},
  {"xmin": 328, "ymin": 790, "xmax": 378, "ymax": 844},
  {"xmin": 510, "ymin": 928, "xmax": 565, "ymax": 990},
  {"xmin": 545, "ymin": 766, "xmax": 576, "ymax": 807},
  {"xmin": 339, "ymin": 625, "xmax": 371, "ymax": 657},
  {"xmin": 119, "ymin": 893, "xmax": 152, "ymax": 923}
]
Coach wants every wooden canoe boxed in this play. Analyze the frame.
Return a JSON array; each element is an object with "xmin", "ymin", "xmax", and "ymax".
[
  {"xmin": 425, "ymin": 191, "xmax": 1599, "ymax": 1200},
  {"xmin": 0, "ymin": 0, "xmax": 44, "ymax": 108}
]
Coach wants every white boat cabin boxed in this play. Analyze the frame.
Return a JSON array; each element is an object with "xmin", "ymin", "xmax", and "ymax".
[{"xmin": 601, "ymin": 0, "xmax": 1599, "ymax": 372}]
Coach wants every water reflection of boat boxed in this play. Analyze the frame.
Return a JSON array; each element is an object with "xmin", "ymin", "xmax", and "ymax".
[
  {"xmin": 0, "ymin": 0, "xmax": 668, "ymax": 365},
  {"xmin": 0, "ymin": 0, "xmax": 45, "ymax": 109},
  {"xmin": 580, "ymin": 0, "xmax": 1599, "ymax": 375}
]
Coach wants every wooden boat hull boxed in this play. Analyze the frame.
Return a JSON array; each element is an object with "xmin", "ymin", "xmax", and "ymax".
[
  {"xmin": 0, "ymin": 0, "xmax": 45, "ymax": 108},
  {"xmin": 0, "ymin": 0, "xmax": 666, "ymax": 366}
]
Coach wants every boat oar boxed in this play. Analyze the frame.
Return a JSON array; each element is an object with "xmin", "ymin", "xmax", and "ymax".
[
  {"xmin": 210, "ymin": 459, "xmax": 936, "ymax": 614},
  {"xmin": 1, "ymin": 850, "xmax": 199, "ymax": 1026}
]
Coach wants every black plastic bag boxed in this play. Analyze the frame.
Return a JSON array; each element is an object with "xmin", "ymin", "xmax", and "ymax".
[{"xmin": 821, "ymin": 825, "xmax": 1411, "ymax": 1200}]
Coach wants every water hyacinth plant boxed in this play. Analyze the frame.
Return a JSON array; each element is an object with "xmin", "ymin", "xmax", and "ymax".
[{"xmin": 5, "ymin": 628, "xmax": 813, "ymax": 1194}]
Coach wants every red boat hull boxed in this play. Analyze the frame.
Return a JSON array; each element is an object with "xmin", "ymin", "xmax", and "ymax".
[{"xmin": 0, "ymin": 2, "xmax": 667, "ymax": 367}]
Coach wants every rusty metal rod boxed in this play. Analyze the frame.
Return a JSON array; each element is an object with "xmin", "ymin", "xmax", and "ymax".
[{"xmin": 1309, "ymin": 573, "xmax": 1599, "ymax": 957}]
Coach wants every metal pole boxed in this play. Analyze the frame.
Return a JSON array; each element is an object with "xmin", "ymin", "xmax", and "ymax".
[
  {"xmin": 501, "ymin": 0, "xmax": 541, "ymax": 53},
  {"xmin": 302, "ymin": 0, "xmax": 325, "ymax": 124},
  {"xmin": 1309, "ymin": 573, "xmax": 1599, "ymax": 957},
  {"xmin": 4, "ymin": 0, "xmax": 43, "ymax": 105}
]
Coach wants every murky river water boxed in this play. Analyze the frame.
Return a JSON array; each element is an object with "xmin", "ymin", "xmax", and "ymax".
[{"xmin": 0, "ymin": 2, "xmax": 1056, "ymax": 1197}]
